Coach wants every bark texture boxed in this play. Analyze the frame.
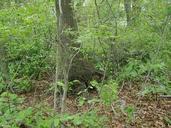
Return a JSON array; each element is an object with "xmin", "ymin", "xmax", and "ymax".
[
  {"xmin": 55, "ymin": 0, "xmax": 78, "ymax": 116},
  {"xmin": 124, "ymin": 0, "xmax": 132, "ymax": 26}
]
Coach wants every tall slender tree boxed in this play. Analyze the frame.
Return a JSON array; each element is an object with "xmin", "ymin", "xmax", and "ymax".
[
  {"xmin": 124, "ymin": 0, "xmax": 132, "ymax": 26},
  {"xmin": 54, "ymin": 0, "xmax": 78, "ymax": 116}
]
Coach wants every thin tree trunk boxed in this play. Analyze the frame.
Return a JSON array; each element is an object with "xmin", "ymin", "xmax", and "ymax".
[
  {"xmin": 124, "ymin": 0, "xmax": 132, "ymax": 26},
  {"xmin": 54, "ymin": 0, "xmax": 78, "ymax": 120}
]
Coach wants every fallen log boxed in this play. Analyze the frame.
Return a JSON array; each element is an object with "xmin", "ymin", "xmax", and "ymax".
[{"xmin": 159, "ymin": 95, "xmax": 171, "ymax": 100}]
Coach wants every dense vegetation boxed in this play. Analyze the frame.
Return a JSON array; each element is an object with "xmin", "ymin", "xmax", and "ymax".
[{"xmin": 0, "ymin": 0, "xmax": 170, "ymax": 127}]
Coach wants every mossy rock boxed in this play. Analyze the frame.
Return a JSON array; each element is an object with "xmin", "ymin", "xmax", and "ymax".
[{"xmin": 68, "ymin": 59, "xmax": 103, "ymax": 94}]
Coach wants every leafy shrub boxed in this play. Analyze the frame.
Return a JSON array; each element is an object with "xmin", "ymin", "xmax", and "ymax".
[
  {"xmin": 139, "ymin": 83, "xmax": 169, "ymax": 96},
  {"xmin": 0, "ymin": 0, "xmax": 56, "ymax": 92},
  {"xmin": 0, "ymin": 76, "xmax": 6, "ymax": 92},
  {"xmin": 58, "ymin": 111, "xmax": 107, "ymax": 128},
  {"xmin": 12, "ymin": 77, "xmax": 32, "ymax": 93},
  {"xmin": 124, "ymin": 105, "xmax": 136, "ymax": 123},
  {"xmin": 0, "ymin": 91, "xmax": 107, "ymax": 128},
  {"xmin": 91, "ymin": 80, "xmax": 118, "ymax": 105},
  {"xmin": 117, "ymin": 57, "xmax": 170, "ymax": 94},
  {"xmin": 100, "ymin": 80, "xmax": 118, "ymax": 105},
  {"xmin": 0, "ymin": 92, "xmax": 24, "ymax": 127},
  {"xmin": 164, "ymin": 116, "xmax": 171, "ymax": 126}
]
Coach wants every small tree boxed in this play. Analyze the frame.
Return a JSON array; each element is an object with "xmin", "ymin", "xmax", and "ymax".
[{"xmin": 54, "ymin": 0, "xmax": 78, "ymax": 115}]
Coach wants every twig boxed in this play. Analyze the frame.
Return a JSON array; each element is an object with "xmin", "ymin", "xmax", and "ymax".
[
  {"xmin": 118, "ymin": 81, "xmax": 125, "ymax": 95},
  {"xmin": 159, "ymin": 95, "xmax": 171, "ymax": 99}
]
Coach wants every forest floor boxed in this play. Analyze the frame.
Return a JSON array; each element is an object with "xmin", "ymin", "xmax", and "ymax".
[{"xmin": 19, "ymin": 80, "xmax": 171, "ymax": 128}]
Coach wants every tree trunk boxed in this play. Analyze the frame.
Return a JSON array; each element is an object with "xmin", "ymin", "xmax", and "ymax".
[
  {"xmin": 58, "ymin": 0, "xmax": 78, "ymax": 46},
  {"xmin": 124, "ymin": 0, "xmax": 132, "ymax": 26},
  {"xmin": 54, "ymin": 0, "xmax": 78, "ymax": 116}
]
